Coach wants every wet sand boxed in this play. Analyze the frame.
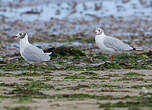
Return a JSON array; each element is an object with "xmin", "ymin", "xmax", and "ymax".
[{"xmin": 0, "ymin": 70, "xmax": 152, "ymax": 110}]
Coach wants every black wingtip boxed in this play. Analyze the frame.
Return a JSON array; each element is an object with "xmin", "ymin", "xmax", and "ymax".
[{"xmin": 133, "ymin": 48, "xmax": 136, "ymax": 50}]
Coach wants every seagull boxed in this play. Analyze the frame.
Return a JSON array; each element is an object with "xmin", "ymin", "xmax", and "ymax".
[
  {"xmin": 95, "ymin": 27, "xmax": 135, "ymax": 64},
  {"xmin": 12, "ymin": 32, "xmax": 52, "ymax": 75}
]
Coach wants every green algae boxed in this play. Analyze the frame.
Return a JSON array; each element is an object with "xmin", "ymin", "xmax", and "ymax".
[{"xmin": 4, "ymin": 106, "xmax": 31, "ymax": 110}]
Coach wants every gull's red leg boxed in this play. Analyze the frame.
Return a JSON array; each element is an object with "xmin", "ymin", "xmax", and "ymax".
[
  {"xmin": 34, "ymin": 64, "xmax": 36, "ymax": 73},
  {"xmin": 30, "ymin": 64, "xmax": 32, "ymax": 76},
  {"xmin": 110, "ymin": 54, "xmax": 113, "ymax": 64}
]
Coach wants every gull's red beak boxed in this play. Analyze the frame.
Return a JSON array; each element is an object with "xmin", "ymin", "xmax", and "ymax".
[
  {"xmin": 11, "ymin": 36, "xmax": 17, "ymax": 39},
  {"xmin": 94, "ymin": 31, "xmax": 96, "ymax": 35}
]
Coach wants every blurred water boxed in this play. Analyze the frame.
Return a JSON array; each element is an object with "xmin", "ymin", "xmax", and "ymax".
[
  {"xmin": 0, "ymin": 0, "xmax": 152, "ymax": 21},
  {"xmin": 0, "ymin": 0, "xmax": 152, "ymax": 50}
]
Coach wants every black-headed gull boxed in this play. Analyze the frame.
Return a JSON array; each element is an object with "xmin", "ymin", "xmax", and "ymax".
[
  {"xmin": 13, "ymin": 32, "xmax": 52, "ymax": 75},
  {"xmin": 95, "ymin": 27, "xmax": 135, "ymax": 64}
]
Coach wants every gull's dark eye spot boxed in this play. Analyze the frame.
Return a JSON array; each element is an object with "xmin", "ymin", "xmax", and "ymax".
[{"xmin": 19, "ymin": 33, "xmax": 22, "ymax": 36}]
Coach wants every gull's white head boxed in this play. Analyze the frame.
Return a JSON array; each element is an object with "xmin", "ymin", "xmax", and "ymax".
[
  {"xmin": 12, "ymin": 32, "xmax": 27, "ymax": 39},
  {"xmin": 95, "ymin": 27, "xmax": 104, "ymax": 35}
]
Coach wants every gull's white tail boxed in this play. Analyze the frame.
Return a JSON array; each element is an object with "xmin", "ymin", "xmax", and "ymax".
[
  {"xmin": 130, "ymin": 47, "xmax": 143, "ymax": 51},
  {"xmin": 43, "ymin": 52, "xmax": 52, "ymax": 61}
]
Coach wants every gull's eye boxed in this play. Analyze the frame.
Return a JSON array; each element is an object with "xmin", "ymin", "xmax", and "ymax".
[
  {"xmin": 19, "ymin": 33, "xmax": 22, "ymax": 36},
  {"xmin": 98, "ymin": 29, "xmax": 101, "ymax": 32}
]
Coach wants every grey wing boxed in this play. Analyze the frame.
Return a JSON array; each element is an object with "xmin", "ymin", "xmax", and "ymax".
[
  {"xmin": 22, "ymin": 46, "xmax": 44, "ymax": 62},
  {"xmin": 104, "ymin": 36, "xmax": 133, "ymax": 51}
]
